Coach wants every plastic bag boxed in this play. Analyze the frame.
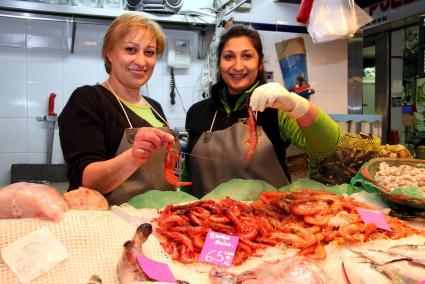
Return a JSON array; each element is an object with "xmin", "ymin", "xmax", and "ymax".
[
  {"xmin": 307, "ymin": 0, "xmax": 373, "ymax": 43},
  {"xmin": 0, "ymin": 182, "xmax": 69, "ymax": 221}
]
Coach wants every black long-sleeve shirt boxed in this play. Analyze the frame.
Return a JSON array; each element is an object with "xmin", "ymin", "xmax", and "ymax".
[{"xmin": 58, "ymin": 85, "xmax": 167, "ymax": 190}]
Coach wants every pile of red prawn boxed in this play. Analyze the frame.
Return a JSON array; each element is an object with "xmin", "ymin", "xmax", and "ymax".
[{"xmin": 153, "ymin": 189, "xmax": 423, "ymax": 265}]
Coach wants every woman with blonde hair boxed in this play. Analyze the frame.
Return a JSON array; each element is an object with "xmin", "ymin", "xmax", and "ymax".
[{"xmin": 59, "ymin": 13, "xmax": 176, "ymax": 205}]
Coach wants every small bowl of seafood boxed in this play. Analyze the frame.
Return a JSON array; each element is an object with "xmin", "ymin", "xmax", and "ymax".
[{"xmin": 351, "ymin": 157, "xmax": 425, "ymax": 209}]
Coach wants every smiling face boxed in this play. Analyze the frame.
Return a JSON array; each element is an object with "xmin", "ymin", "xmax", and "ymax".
[
  {"xmin": 219, "ymin": 36, "xmax": 262, "ymax": 95},
  {"xmin": 106, "ymin": 30, "xmax": 157, "ymax": 91}
]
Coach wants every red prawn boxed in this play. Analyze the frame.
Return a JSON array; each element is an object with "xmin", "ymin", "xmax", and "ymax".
[
  {"xmin": 164, "ymin": 143, "xmax": 192, "ymax": 187},
  {"xmin": 244, "ymin": 107, "xmax": 258, "ymax": 161}
]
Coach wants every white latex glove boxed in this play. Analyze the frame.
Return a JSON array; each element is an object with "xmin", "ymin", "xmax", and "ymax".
[{"xmin": 250, "ymin": 82, "xmax": 310, "ymax": 119}]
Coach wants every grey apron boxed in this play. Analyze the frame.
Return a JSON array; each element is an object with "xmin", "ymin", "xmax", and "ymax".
[
  {"xmin": 105, "ymin": 92, "xmax": 177, "ymax": 205},
  {"xmin": 106, "ymin": 127, "xmax": 177, "ymax": 205},
  {"xmin": 190, "ymin": 111, "xmax": 289, "ymax": 197}
]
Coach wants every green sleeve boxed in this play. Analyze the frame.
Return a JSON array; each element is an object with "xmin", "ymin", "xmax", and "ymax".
[{"xmin": 278, "ymin": 109, "xmax": 341, "ymax": 158}]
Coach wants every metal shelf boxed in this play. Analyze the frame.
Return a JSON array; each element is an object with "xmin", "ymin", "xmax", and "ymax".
[
  {"xmin": 0, "ymin": 0, "xmax": 216, "ymax": 54},
  {"xmin": 0, "ymin": 0, "xmax": 216, "ymax": 26}
]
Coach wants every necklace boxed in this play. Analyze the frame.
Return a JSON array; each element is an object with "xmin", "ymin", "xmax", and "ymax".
[{"xmin": 104, "ymin": 80, "xmax": 172, "ymax": 129}]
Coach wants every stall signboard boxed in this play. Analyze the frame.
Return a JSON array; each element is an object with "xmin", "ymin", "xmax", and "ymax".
[
  {"xmin": 356, "ymin": 207, "xmax": 392, "ymax": 231},
  {"xmin": 364, "ymin": 0, "xmax": 421, "ymax": 29}
]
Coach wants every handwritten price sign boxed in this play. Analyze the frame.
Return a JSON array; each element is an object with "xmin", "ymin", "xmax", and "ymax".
[
  {"xmin": 356, "ymin": 207, "xmax": 391, "ymax": 231},
  {"xmin": 199, "ymin": 230, "xmax": 239, "ymax": 267}
]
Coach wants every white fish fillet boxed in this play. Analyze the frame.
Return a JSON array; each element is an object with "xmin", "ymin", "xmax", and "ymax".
[
  {"xmin": 210, "ymin": 256, "xmax": 335, "ymax": 284},
  {"xmin": 0, "ymin": 182, "xmax": 68, "ymax": 221},
  {"xmin": 341, "ymin": 249, "xmax": 393, "ymax": 284},
  {"xmin": 349, "ymin": 247, "xmax": 405, "ymax": 265}
]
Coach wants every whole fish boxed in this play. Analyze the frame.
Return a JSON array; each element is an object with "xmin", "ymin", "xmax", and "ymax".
[
  {"xmin": 210, "ymin": 256, "xmax": 334, "ymax": 284},
  {"xmin": 349, "ymin": 247, "xmax": 406, "ymax": 265},
  {"xmin": 117, "ymin": 223, "xmax": 153, "ymax": 283},
  {"xmin": 87, "ymin": 275, "xmax": 102, "ymax": 284},
  {"xmin": 343, "ymin": 245, "xmax": 425, "ymax": 284},
  {"xmin": 381, "ymin": 260, "xmax": 425, "ymax": 283},
  {"xmin": 388, "ymin": 244, "xmax": 425, "ymax": 266},
  {"xmin": 117, "ymin": 223, "xmax": 189, "ymax": 284}
]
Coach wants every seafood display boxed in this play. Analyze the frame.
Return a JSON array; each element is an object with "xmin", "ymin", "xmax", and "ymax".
[
  {"xmin": 342, "ymin": 244, "xmax": 425, "ymax": 283},
  {"xmin": 0, "ymin": 182, "xmax": 68, "ymax": 221},
  {"xmin": 209, "ymin": 255, "xmax": 335, "ymax": 284},
  {"xmin": 153, "ymin": 190, "xmax": 423, "ymax": 266},
  {"xmin": 244, "ymin": 107, "xmax": 258, "ymax": 161},
  {"xmin": 1, "ymin": 185, "xmax": 425, "ymax": 284},
  {"xmin": 374, "ymin": 161, "xmax": 425, "ymax": 191},
  {"xmin": 63, "ymin": 187, "xmax": 109, "ymax": 210},
  {"xmin": 164, "ymin": 143, "xmax": 192, "ymax": 187}
]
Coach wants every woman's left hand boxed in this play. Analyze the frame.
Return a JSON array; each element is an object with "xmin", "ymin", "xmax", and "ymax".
[{"xmin": 131, "ymin": 127, "xmax": 175, "ymax": 164}]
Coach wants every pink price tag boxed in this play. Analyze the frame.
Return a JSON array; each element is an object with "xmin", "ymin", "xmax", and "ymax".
[
  {"xmin": 136, "ymin": 255, "xmax": 177, "ymax": 284},
  {"xmin": 417, "ymin": 281, "xmax": 425, "ymax": 284},
  {"xmin": 199, "ymin": 230, "xmax": 239, "ymax": 267},
  {"xmin": 356, "ymin": 207, "xmax": 392, "ymax": 231}
]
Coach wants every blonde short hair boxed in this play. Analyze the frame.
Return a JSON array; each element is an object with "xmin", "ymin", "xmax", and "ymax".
[{"xmin": 101, "ymin": 12, "xmax": 166, "ymax": 74}]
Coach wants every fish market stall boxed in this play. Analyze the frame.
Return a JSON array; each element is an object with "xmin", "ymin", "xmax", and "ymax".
[{"xmin": 1, "ymin": 179, "xmax": 425, "ymax": 283}]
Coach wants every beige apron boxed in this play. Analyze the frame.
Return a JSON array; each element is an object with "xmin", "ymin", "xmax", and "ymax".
[
  {"xmin": 105, "ymin": 95, "xmax": 177, "ymax": 205},
  {"xmin": 190, "ymin": 111, "xmax": 289, "ymax": 197}
]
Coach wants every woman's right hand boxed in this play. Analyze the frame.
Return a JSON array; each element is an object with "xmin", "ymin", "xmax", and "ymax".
[{"xmin": 131, "ymin": 127, "xmax": 175, "ymax": 164}]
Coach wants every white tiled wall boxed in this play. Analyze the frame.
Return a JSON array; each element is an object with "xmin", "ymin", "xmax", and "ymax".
[
  {"xmin": 0, "ymin": 15, "xmax": 208, "ymax": 186},
  {"xmin": 233, "ymin": 0, "xmax": 348, "ymax": 115},
  {"xmin": 0, "ymin": 0, "xmax": 349, "ymax": 186}
]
